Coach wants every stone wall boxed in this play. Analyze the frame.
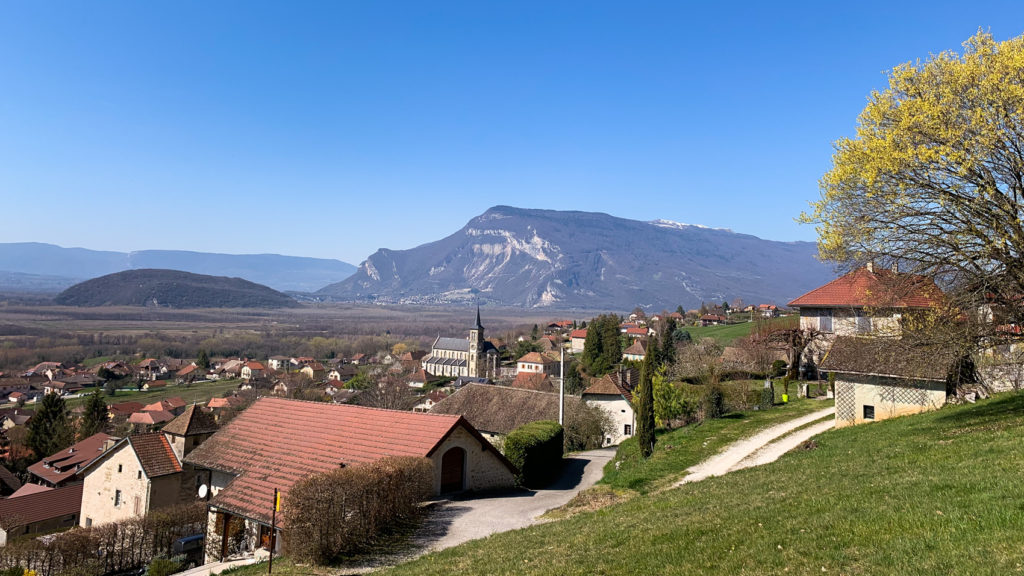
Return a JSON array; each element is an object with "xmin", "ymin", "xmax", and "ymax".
[
  {"xmin": 81, "ymin": 444, "xmax": 181, "ymax": 527},
  {"xmin": 429, "ymin": 426, "xmax": 514, "ymax": 493}
]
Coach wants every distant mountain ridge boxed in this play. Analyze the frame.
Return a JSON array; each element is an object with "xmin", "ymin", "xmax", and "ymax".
[
  {"xmin": 0, "ymin": 243, "xmax": 356, "ymax": 293},
  {"xmin": 55, "ymin": 269, "xmax": 300, "ymax": 308},
  {"xmin": 318, "ymin": 206, "xmax": 837, "ymax": 310}
]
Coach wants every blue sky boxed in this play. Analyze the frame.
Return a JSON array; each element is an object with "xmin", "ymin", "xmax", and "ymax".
[{"xmin": 1, "ymin": 1, "xmax": 1022, "ymax": 264}]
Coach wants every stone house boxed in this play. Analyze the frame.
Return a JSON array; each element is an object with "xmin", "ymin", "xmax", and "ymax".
[
  {"xmin": 622, "ymin": 340, "xmax": 646, "ymax": 362},
  {"xmin": 184, "ymin": 397, "xmax": 516, "ymax": 563},
  {"xmin": 78, "ymin": 405, "xmax": 217, "ymax": 528},
  {"xmin": 241, "ymin": 362, "xmax": 266, "ymax": 382}
]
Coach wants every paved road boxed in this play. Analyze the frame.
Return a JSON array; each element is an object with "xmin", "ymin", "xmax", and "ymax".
[
  {"xmin": 419, "ymin": 446, "xmax": 616, "ymax": 552},
  {"xmin": 675, "ymin": 406, "xmax": 835, "ymax": 487}
]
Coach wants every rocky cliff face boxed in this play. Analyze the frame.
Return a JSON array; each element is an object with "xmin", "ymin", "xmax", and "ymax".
[{"xmin": 317, "ymin": 206, "xmax": 835, "ymax": 310}]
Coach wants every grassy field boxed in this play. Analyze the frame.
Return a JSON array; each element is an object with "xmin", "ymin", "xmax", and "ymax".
[
  {"xmin": 684, "ymin": 315, "xmax": 796, "ymax": 346},
  {"xmin": 599, "ymin": 397, "xmax": 831, "ymax": 494},
  {"xmin": 379, "ymin": 392, "xmax": 1024, "ymax": 575},
  {"xmin": 6, "ymin": 379, "xmax": 243, "ymax": 412}
]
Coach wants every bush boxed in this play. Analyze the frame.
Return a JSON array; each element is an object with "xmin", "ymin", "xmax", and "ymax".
[
  {"xmin": 145, "ymin": 556, "xmax": 183, "ymax": 576},
  {"xmin": 702, "ymin": 386, "xmax": 726, "ymax": 420},
  {"xmin": 760, "ymin": 381, "xmax": 775, "ymax": 410},
  {"xmin": 284, "ymin": 456, "xmax": 433, "ymax": 565},
  {"xmin": 771, "ymin": 360, "xmax": 787, "ymax": 377},
  {"xmin": 504, "ymin": 421, "xmax": 564, "ymax": 488}
]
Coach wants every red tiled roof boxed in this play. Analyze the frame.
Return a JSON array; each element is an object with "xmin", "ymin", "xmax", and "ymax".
[
  {"xmin": 570, "ymin": 329, "xmax": 587, "ymax": 339},
  {"xmin": 129, "ymin": 410, "xmax": 174, "ymax": 425},
  {"xmin": 788, "ymin": 266, "xmax": 942, "ymax": 309},
  {"xmin": 128, "ymin": 433, "xmax": 182, "ymax": 477},
  {"xmin": 511, "ymin": 372, "xmax": 555, "ymax": 393},
  {"xmin": 583, "ymin": 373, "xmax": 633, "ymax": 402},
  {"xmin": 10, "ymin": 483, "xmax": 50, "ymax": 498},
  {"xmin": 143, "ymin": 398, "xmax": 184, "ymax": 412},
  {"xmin": 517, "ymin": 352, "xmax": 550, "ymax": 364},
  {"xmin": 244, "ymin": 361, "xmax": 266, "ymax": 370},
  {"xmin": 625, "ymin": 327, "xmax": 648, "ymax": 336},
  {"xmin": 184, "ymin": 398, "xmax": 489, "ymax": 524},
  {"xmin": 208, "ymin": 396, "xmax": 246, "ymax": 409},
  {"xmin": 0, "ymin": 483, "xmax": 82, "ymax": 530},
  {"xmin": 28, "ymin": 432, "xmax": 114, "ymax": 486}
]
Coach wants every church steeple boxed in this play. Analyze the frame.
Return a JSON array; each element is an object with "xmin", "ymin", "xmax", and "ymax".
[{"xmin": 474, "ymin": 305, "xmax": 484, "ymax": 330}]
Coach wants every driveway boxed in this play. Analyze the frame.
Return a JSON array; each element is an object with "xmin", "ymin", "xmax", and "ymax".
[
  {"xmin": 339, "ymin": 447, "xmax": 616, "ymax": 573},
  {"xmin": 419, "ymin": 446, "xmax": 616, "ymax": 551}
]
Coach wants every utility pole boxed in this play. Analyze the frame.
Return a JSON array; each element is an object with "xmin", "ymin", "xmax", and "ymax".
[
  {"xmin": 269, "ymin": 488, "xmax": 279, "ymax": 574},
  {"xmin": 559, "ymin": 347, "xmax": 564, "ymax": 425}
]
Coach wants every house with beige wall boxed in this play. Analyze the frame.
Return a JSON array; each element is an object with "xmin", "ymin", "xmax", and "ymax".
[
  {"xmin": 78, "ymin": 405, "xmax": 218, "ymax": 527},
  {"xmin": 185, "ymin": 397, "xmax": 516, "ymax": 563},
  {"xmin": 789, "ymin": 263, "xmax": 943, "ymax": 369}
]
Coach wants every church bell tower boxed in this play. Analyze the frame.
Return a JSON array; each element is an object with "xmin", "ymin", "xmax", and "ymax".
[{"xmin": 468, "ymin": 306, "xmax": 484, "ymax": 377}]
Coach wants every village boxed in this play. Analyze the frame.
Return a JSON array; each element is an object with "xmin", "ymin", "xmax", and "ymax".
[{"xmin": 0, "ymin": 262, "xmax": 1019, "ymax": 576}]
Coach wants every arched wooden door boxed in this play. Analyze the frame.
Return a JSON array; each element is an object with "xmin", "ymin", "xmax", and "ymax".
[{"xmin": 441, "ymin": 447, "xmax": 466, "ymax": 493}]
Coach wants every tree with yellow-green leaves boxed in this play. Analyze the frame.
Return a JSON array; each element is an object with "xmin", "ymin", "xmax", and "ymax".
[{"xmin": 803, "ymin": 30, "xmax": 1024, "ymax": 324}]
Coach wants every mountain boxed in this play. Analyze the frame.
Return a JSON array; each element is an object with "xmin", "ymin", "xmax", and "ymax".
[
  {"xmin": 317, "ymin": 206, "xmax": 837, "ymax": 310},
  {"xmin": 54, "ymin": 269, "xmax": 300, "ymax": 308},
  {"xmin": 0, "ymin": 243, "xmax": 356, "ymax": 293}
]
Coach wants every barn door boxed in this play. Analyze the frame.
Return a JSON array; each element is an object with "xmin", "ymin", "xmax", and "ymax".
[{"xmin": 440, "ymin": 447, "xmax": 465, "ymax": 493}]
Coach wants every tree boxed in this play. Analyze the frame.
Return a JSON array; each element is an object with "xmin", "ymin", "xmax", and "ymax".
[
  {"xmin": 27, "ymin": 393, "xmax": 74, "ymax": 457},
  {"xmin": 78, "ymin": 389, "xmax": 109, "ymax": 439},
  {"xmin": 196, "ymin": 349, "xmax": 210, "ymax": 370},
  {"xmin": 652, "ymin": 366, "xmax": 689, "ymax": 428},
  {"xmin": 803, "ymin": 31, "xmax": 1024, "ymax": 325},
  {"xmin": 581, "ymin": 315, "xmax": 622, "ymax": 376},
  {"xmin": 635, "ymin": 340, "xmax": 658, "ymax": 458},
  {"xmin": 531, "ymin": 324, "xmax": 540, "ymax": 341},
  {"xmin": 659, "ymin": 318, "xmax": 678, "ymax": 366},
  {"xmin": 563, "ymin": 363, "xmax": 586, "ymax": 395}
]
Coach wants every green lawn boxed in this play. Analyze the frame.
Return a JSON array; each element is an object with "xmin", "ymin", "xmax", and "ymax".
[
  {"xmin": 381, "ymin": 392, "xmax": 1024, "ymax": 575},
  {"xmin": 684, "ymin": 316, "xmax": 796, "ymax": 345},
  {"xmin": 599, "ymin": 397, "xmax": 831, "ymax": 494},
  {"xmin": 9, "ymin": 379, "xmax": 243, "ymax": 412}
]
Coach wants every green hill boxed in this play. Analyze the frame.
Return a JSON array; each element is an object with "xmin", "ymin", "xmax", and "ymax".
[
  {"xmin": 54, "ymin": 269, "xmax": 299, "ymax": 309},
  {"xmin": 382, "ymin": 393, "xmax": 1024, "ymax": 575}
]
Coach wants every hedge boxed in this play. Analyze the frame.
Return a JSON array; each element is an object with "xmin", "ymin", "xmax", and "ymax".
[
  {"xmin": 504, "ymin": 420, "xmax": 564, "ymax": 488},
  {"xmin": 283, "ymin": 456, "xmax": 433, "ymax": 564}
]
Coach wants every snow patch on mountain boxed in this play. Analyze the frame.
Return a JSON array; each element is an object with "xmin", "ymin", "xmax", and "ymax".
[{"xmin": 650, "ymin": 219, "xmax": 732, "ymax": 232}]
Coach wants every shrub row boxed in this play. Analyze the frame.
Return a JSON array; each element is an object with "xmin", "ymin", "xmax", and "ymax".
[
  {"xmin": 283, "ymin": 456, "xmax": 433, "ymax": 565},
  {"xmin": 0, "ymin": 502, "xmax": 206, "ymax": 576},
  {"xmin": 504, "ymin": 421, "xmax": 564, "ymax": 488}
]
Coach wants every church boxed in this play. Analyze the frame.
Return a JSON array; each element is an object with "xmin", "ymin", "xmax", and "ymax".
[{"xmin": 422, "ymin": 308, "xmax": 498, "ymax": 378}]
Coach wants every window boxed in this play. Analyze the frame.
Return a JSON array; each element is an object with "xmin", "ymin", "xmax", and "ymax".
[
  {"xmin": 117, "ymin": 464, "xmax": 122, "ymax": 473},
  {"xmin": 855, "ymin": 310, "xmax": 872, "ymax": 334},
  {"xmin": 114, "ymin": 490, "xmax": 122, "ymax": 507},
  {"xmin": 137, "ymin": 470, "xmax": 142, "ymax": 480},
  {"xmin": 85, "ymin": 518, "xmax": 92, "ymax": 528},
  {"xmin": 863, "ymin": 405, "xmax": 875, "ymax": 420},
  {"xmin": 624, "ymin": 424, "xmax": 632, "ymax": 435},
  {"xmin": 819, "ymin": 310, "xmax": 833, "ymax": 332}
]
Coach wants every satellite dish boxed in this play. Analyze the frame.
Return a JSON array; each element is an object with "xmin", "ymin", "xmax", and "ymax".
[{"xmin": 198, "ymin": 484, "xmax": 209, "ymax": 499}]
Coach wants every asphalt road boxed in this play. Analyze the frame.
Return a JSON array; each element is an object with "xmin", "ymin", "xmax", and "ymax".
[{"xmin": 418, "ymin": 446, "xmax": 617, "ymax": 552}]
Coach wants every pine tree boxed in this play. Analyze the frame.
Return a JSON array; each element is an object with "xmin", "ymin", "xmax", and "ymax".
[
  {"xmin": 636, "ymin": 340, "xmax": 658, "ymax": 458},
  {"xmin": 197, "ymin": 349, "xmax": 210, "ymax": 370},
  {"xmin": 599, "ymin": 317, "xmax": 622, "ymax": 373},
  {"xmin": 28, "ymin": 392, "xmax": 74, "ymax": 457},
  {"xmin": 78, "ymin": 389, "xmax": 109, "ymax": 439},
  {"xmin": 659, "ymin": 318, "xmax": 678, "ymax": 366}
]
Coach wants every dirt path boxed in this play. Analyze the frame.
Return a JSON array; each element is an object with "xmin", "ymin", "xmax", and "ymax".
[
  {"xmin": 673, "ymin": 406, "xmax": 835, "ymax": 487},
  {"xmin": 729, "ymin": 418, "xmax": 835, "ymax": 472}
]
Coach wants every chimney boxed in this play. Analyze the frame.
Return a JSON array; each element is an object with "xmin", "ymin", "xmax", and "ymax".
[{"xmin": 866, "ymin": 262, "xmax": 874, "ymax": 273}]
